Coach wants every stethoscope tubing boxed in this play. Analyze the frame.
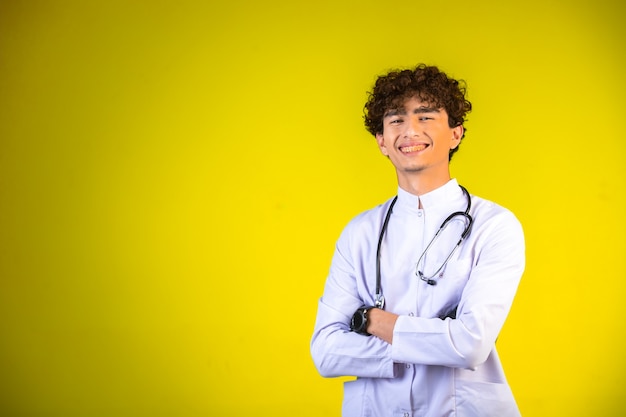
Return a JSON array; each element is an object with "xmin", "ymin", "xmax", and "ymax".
[{"xmin": 374, "ymin": 185, "xmax": 473, "ymax": 309}]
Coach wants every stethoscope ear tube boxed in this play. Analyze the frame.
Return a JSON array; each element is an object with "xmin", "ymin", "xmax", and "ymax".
[
  {"xmin": 458, "ymin": 185, "xmax": 473, "ymax": 240},
  {"xmin": 461, "ymin": 213, "xmax": 473, "ymax": 240},
  {"xmin": 375, "ymin": 196, "xmax": 398, "ymax": 310}
]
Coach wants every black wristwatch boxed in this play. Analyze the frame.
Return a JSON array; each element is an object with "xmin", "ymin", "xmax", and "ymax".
[{"xmin": 350, "ymin": 306, "xmax": 375, "ymax": 336}]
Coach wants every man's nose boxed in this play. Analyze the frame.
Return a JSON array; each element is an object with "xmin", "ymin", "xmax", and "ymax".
[{"xmin": 404, "ymin": 116, "xmax": 420, "ymax": 137}]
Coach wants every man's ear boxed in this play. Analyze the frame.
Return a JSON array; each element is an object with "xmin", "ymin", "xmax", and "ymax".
[
  {"xmin": 376, "ymin": 133, "xmax": 388, "ymax": 156},
  {"xmin": 450, "ymin": 125, "xmax": 463, "ymax": 150}
]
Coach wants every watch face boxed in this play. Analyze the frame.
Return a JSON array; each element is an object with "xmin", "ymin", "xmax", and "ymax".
[
  {"xmin": 351, "ymin": 311, "xmax": 364, "ymax": 330},
  {"xmin": 350, "ymin": 307, "xmax": 367, "ymax": 333}
]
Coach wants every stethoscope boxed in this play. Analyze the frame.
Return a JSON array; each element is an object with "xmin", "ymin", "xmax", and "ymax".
[{"xmin": 374, "ymin": 185, "xmax": 473, "ymax": 310}]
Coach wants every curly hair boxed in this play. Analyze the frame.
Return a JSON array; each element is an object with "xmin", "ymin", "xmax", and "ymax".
[{"xmin": 364, "ymin": 64, "xmax": 472, "ymax": 160}]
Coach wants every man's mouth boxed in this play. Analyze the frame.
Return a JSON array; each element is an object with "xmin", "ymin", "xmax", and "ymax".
[{"xmin": 400, "ymin": 144, "xmax": 428, "ymax": 153}]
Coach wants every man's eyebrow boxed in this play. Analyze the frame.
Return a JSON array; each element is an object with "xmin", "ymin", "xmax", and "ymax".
[
  {"xmin": 383, "ymin": 108, "xmax": 405, "ymax": 118},
  {"xmin": 412, "ymin": 106, "xmax": 440, "ymax": 113},
  {"xmin": 384, "ymin": 106, "xmax": 440, "ymax": 118}
]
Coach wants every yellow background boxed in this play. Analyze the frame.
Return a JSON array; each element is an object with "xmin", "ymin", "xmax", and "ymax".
[{"xmin": 1, "ymin": 0, "xmax": 625, "ymax": 416}]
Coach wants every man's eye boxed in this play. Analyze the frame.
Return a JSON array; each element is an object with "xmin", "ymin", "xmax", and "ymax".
[
  {"xmin": 389, "ymin": 119, "xmax": 403, "ymax": 125},
  {"xmin": 419, "ymin": 116, "xmax": 433, "ymax": 121}
]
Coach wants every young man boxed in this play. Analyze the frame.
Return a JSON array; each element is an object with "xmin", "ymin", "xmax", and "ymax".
[{"xmin": 311, "ymin": 64, "xmax": 525, "ymax": 416}]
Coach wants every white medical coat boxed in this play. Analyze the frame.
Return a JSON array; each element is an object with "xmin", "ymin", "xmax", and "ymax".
[{"xmin": 311, "ymin": 179, "xmax": 525, "ymax": 417}]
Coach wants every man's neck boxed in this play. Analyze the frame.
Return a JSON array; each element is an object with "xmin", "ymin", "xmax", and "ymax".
[{"xmin": 397, "ymin": 174, "xmax": 451, "ymax": 197}]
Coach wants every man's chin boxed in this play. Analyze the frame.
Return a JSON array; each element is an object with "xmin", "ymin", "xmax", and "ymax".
[{"xmin": 402, "ymin": 166, "xmax": 425, "ymax": 173}]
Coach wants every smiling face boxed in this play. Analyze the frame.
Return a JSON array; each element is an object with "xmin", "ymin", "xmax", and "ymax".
[{"xmin": 375, "ymin": 96, "xmax": 463, "ymax": 194}]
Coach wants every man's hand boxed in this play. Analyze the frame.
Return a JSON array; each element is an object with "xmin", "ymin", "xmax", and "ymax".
[{"xmin": 366, "ymin": 308, "xmax": 399, "ymax": 344}]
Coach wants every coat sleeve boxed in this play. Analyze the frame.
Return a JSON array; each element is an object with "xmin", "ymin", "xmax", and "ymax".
[
  {"xmin": 310, "ymin": 213, "xmax": 396, "ymax": 379},
  {"xmin": 391, "ymin": 209, "xmax": 525, "ymax": 369}
]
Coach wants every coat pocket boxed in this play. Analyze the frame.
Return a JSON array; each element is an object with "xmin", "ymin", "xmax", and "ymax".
[
  {"xmin": 455, "ymin": 378, "xmax": 521, "ymax": 416},
  {"xmin": 428, "ymin": 258, "xmax": 472, "ymax": 319}
]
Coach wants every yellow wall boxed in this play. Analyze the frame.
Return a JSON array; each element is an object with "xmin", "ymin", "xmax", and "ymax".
[{"xmin": 1, "ymin": 0, "xmax": 625, "ymax": 415}]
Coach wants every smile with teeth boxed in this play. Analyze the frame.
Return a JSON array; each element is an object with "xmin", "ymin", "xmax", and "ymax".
[{"xmin": 400, "ymin": 144, "xmax": 428, "ymax": 153}]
